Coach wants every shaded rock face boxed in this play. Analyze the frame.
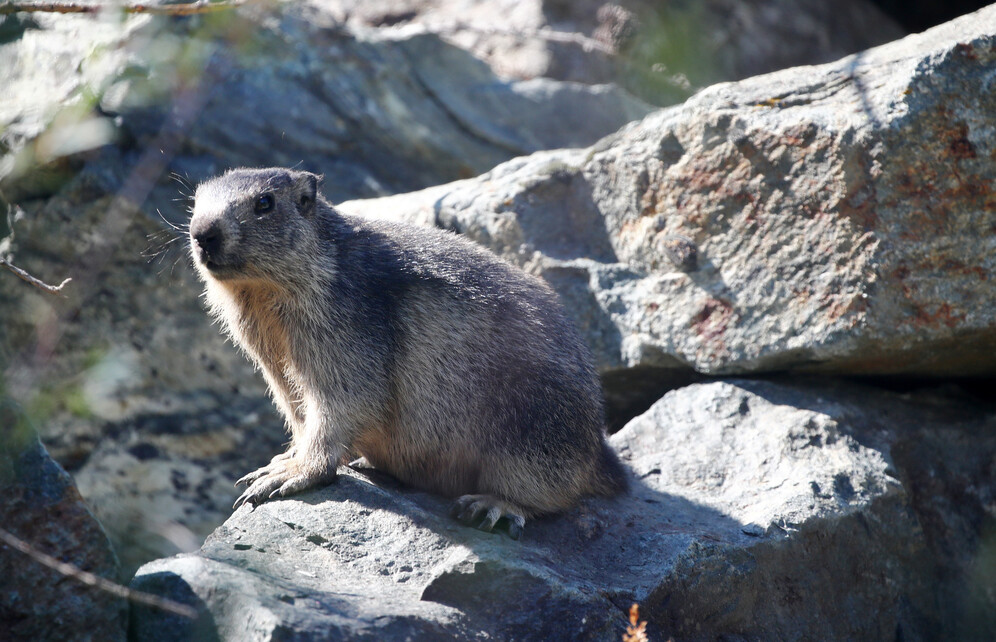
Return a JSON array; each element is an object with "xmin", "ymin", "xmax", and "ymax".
[
  {"xmin": 344, "ymin": 6, "xmax": 996, "ymax": 385},
  {"xmin": 130, "ymin": 380, "xmax": 996, "ymax": 640},
  {"xmin": 0, "ymin": 402, "xmax": 126, "ymax": 641},
  {"xmin": 872, "ymin": 0, "xmax": 992, "ymax": 32}
]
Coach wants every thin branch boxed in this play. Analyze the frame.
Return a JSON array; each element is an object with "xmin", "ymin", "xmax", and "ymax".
[
  {"xmin": 0, "ymin": 526, "xmax": 198, "ymax": 619},
  {"xmin": 0, "ymin": 1, "xmax": 244, "ymax": 16},
  {"xmin": 0, "ymin": 257, "xmax": 71, "ymax": 295}
]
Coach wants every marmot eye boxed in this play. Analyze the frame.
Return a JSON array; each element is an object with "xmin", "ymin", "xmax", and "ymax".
[{"xmin": 255, "ymin": 193, "xmax": 275, "ymax": 214}]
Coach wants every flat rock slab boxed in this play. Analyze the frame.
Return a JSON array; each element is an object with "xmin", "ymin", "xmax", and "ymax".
[
  {"xmin": 131, "ymin": 380, "xmax": 996, "ymax": 640},
  {"xmin": 343, "ymin": 5, "xmax": 996, "ymax": 379}
]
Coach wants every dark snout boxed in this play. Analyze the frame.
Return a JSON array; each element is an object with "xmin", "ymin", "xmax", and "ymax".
[
  {"xmin": 188, "ymin": 210, "xmax": 244, "ymax": 279},
  {"xmin": 191, "ymin": 220, "xmax": 223, "ymax": 263},
  {"xmin": 189, "ymin": 215, "xmax": 225, "ymax": 266}
]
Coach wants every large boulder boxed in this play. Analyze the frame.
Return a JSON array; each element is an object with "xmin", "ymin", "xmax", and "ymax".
[
  {"xmin": 0, "ymin": 402, "xmax": 126, "ymax": 641},
  {"xmin": 130, "ymin": 379, "xmax": 996, "ymax": 640},
  {"xmin": 343, "ymin": 5, "xmax": 996, "ymax": 387}
]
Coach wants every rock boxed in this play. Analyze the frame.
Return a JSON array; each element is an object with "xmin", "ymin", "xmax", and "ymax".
[
  {"xmin": 317, "ymin": 0, "xmax": 904, "ymax": 104},
  {"xmin": 0, "ymin": 401, "xmax": 127, "ymax": 641},
  {"xmin": 691, "ymin": 0, "xmax": 905, "ymax": 86},
  {"xmin": 343, "ymin": 5, "xmax": 996, "ymax": 384},
  {"xmin": 149, "ymin": 21, "xmax": 651, "ymax": 203},
  {"xmin": 129, "ymin": 379, "xmax": 996, "ymax": 640},
  {"xmin": 0, "ymin": 9, "xmax": 141, "ymax": 200},
  {"xmin": 70, "ymin": 395, "xmax": 288, "ymax": 580}
]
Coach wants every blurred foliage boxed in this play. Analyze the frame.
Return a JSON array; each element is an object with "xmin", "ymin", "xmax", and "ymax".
[
  {"xmin": 23, "ymin": 345, "xmax": 108, "ymax": 424},
  {"xmin": 0, "ymin": 395, "xmax": 36, "ymax": 487},
  {"xmin": 620, "ymin": 2, "xmax": 715, "ymax": 105},
  {"xmin": 27, "ymin": 382, "xmax": 92, "ymax": 423}
]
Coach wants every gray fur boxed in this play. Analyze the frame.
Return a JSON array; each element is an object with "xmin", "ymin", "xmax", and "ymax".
[{"xmin": 188, "ymin": 167, "xmax": 627, "ymax": 537}]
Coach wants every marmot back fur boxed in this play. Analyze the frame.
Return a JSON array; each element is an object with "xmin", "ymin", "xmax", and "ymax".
[{"xmin": 188, "ymin": 167, "xmax": 626, "ymax": 538}]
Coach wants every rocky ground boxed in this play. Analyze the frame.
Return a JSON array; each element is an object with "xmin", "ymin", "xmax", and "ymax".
[
  {"xmin": 2, "ymin": 0, "xmax": 995, "ymax": 640},
  {"xmin": 131, "ymin": 379, "xmax": 996, "ymax": 640}
]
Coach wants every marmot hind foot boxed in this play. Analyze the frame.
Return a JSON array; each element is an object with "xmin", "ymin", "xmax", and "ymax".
[{"xmin": 450, "ymin": 494, "xmax": 527, "ymax": 540}]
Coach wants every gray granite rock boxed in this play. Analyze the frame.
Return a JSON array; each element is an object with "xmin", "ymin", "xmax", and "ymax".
[
  {"xmin": 343, "ymin": 5, "xmax": 996, "ymax": 385},
  {"xmin": 130, "ymin": 379, "xmax": 996, "ymax": 640}
]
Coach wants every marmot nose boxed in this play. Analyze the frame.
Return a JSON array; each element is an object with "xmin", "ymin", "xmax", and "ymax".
[{"xmin": 193, "ymin": 224, "xmax": 222, "ymax": 260}]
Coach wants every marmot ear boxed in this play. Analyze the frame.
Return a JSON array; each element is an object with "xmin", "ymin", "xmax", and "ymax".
[{"xmin": 295, "ymin": 171, "xmax": 321, "ymax": 217}]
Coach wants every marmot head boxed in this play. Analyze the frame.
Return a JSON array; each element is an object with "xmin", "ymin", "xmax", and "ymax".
[{"xmin": 189, "ymin": 167, "xmax": 324, "ymax": 285}]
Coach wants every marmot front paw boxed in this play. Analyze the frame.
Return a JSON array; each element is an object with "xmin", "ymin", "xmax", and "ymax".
[{"xmin": 234, "ymin": 459, "xmax": 336, "ymax": 509}]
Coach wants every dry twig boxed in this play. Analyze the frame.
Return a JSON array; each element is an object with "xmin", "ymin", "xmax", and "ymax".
[
  {"xmin": 0, "ymin": 526, "xmax": 197, "ymax": 619},
  {"xmin": 0, "ymin": 258, "xmax": 71, "ymax": 295},
  {"xmin": 0, "ymin": 1, "xmax": 244, "ymax": 16}
]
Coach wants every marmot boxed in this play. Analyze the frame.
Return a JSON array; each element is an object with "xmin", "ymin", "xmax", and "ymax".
[{"xmin": 188, "ymin": 167, "xmax": 626, "ymax": 539}]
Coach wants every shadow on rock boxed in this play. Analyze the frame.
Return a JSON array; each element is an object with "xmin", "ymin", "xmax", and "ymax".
[
  {"xmin": 129, "ymin": 571, "xmax": 218, "ymax": 642},
  {"xmin": 129, "ymin": 452, "xmax": 741, "ymax": 640}
]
